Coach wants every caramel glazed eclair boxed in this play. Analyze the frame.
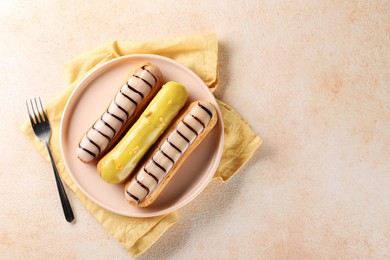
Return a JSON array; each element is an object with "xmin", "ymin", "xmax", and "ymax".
[
  {"xmin": 77, "ymin": 63, "xmax": 163, "ymax": 163},
  {"xmin": 125, "ymin": 101, "xmax": 217, "ymax": 207}
]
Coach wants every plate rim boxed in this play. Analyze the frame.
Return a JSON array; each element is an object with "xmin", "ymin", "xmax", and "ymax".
[{"xmin": 59, "ymin": 54, "xmax": 224, "ymax": 217}]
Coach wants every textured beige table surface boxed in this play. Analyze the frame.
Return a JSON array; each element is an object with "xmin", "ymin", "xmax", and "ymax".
[{"xmin": 1, "ymin": 1, "xmax": 390, "ymax": 259}]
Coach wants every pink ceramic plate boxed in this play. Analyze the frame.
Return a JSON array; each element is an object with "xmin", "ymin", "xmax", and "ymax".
[{"xmin": 60, "ymin": 54, "xmax": 224, "ymax": 217}]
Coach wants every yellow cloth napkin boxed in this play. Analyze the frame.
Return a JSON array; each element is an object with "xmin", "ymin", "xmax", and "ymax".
[{"xmin": 21, "ymin": 34, "xmax": 261, "ymax": 258}]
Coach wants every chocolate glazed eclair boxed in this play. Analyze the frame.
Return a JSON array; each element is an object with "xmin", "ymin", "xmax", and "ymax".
[
  {"xmin": 77, "ymin": 62, "xmax": 163, "ymax": 163},
  {"xmin": 124, "ymin": 101, "xmax": 217, "ymax": 207}
]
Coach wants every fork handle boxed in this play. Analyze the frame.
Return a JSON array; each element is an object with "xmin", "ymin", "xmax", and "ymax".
[{"xmin": 45, "ymin": 142, "xmax": 75, "ymax": 223}]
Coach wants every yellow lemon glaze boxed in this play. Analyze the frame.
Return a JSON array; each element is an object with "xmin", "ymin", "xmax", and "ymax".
[{"xmin": 97, "ymin": 81, "xmax": 188, "ymax": 183}]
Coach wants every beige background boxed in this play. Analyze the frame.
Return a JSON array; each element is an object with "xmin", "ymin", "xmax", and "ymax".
[{"xmin": 1, "ymin": 0, "xmax": 390, "ymax": 259}]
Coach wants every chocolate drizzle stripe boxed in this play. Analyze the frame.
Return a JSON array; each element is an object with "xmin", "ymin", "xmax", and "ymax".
[
  {"xmin": 78, "ymin": 145, "xmax": 96, "ymax": 157},
  {"xmin": 126, "ymin": 191, "xmax": 140, "ymax": 204},
  {"xmin": 113, "ymin": 99, "xmax": 129, "ymax": 120},
  {"xmin": 134, "ymin": 75, "xmax": 152, "ymax": 89},
  {"xmin": 92, "ymin": 126, "xmax": 111, "ymax": 141},
  {"xmin": 100, "ymin": 118, "xmax": 116, "ymax": 135},
  {"xmin": 167, "ymin": 140, "xmax": 182, "ymax": 154},
  {"xmin": 190, "ymin": 114, "xmax": 205, "ymax": 128},
  {"xmin": 85, "ymin": 135, "xmax": 101, "ymax": 154},
  {"xmin": 160, "ymin": 149, "xmax": 175, "ymax": 164},
  {"xmin": 141, "ymin": 66, "xmax": 157, "ymax": 83},
  {"xmin": 127, "ymin": 82, "xmax": 144, "ymax": 99},
  {"xmin": 135, "ymin": 177, "xmax": 150, "ymax": 194},
  {"xmin": 198, "ymin": 102, "xmax": 213, "ymax": 118},
  {"xmin": 144, "ymin": 167, "xmax": 159, "ymax": 183},
  {"xmin": 107, "ymin": 111, "xmax": 124, "ymax": 124},
  {"xmin": 177, "ymin": 130, "xmax": 190, "ymax": 143},
  {"xmin": 152, "ymin": 158, "xmax": 167, "ymax": 173},
  {"xmin": 120, "ymin": 89, "xmax": 138, "ymax": 106},
  {"xmin": 182, "ymin": 121, "xmax": 198, "ymax": 137}
]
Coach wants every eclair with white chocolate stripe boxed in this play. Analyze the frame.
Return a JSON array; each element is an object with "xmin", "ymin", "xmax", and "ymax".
[
  {"xmin": 77, "ymin": 62, "xmax": 163, "ymax": 163},
  {"xmin": 124, "ymin": 101, "xmax": 217, "ymax": 207}
]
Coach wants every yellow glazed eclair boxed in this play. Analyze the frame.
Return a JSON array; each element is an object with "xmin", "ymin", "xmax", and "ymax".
[
  {"xmin": 77, "ymin": 62, "xmax": 163, "ymax": 163},
  {"xmin": 97, "ymin": 81, "xmax": 188, "ymax": 184},
  {"xmin": 124, "ymin": 101, "xmax": 217, "ymax": 207}
]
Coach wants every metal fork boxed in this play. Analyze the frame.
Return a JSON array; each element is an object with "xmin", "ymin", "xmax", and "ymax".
[{"xmin": 26, "ymin": 97, "xmax": 75, "ymax": 223}]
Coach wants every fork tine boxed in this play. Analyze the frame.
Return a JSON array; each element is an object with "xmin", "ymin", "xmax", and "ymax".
[
  {"xmin": 34, "ymin": 97, "xmax": 43, "ymax": 123},
  {"xmin": 30, "ymin": 99, "xmax": 39, "ymax": 123},
  {"xmin": 38, "ymin": 97, "xmax": 48, "ymax": 122},
  {"xmin": 26, "ymin": 100, "xmax": 35, "ymax": 125}
]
